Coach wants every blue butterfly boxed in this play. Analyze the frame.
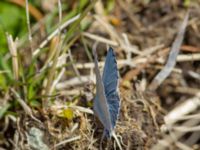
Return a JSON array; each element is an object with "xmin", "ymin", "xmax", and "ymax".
[{"xmin": 93, "ymin": 47, "xmax": 120, "ymax": 137}]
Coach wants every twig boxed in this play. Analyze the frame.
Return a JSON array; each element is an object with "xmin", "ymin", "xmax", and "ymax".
[
  {"xmin": 117, "ymin": 0, "xmax": 141, "ymax": 29},
  {"xmin": 94, "ymin": 15, "xmax": 123, "ymax": 46},
  {"xmin": 122, "ymin": 33, "xmax": 137, "ymax": 61},
  {"xmin": 83, "ymin": 32, "xmax": 118, "ymax": 46},
  {"xmin": 181, "ymin": 45, "xmax": 200, "ymax": 52},
  {"xmin": 173, "ymin": 125, "xmax": 200, "ymax": 132},
  {"xmin": 149, "ymin": 11, "xmax": 189, "ymax": 90},
  {"xmin": 175, "ymin": 87, "xmax": 200, "ymax": 95},
  {"xmin": 56, "ymin": 75, "xmax": 95, "ymax": 89},
  {"xmin": 164, "ymin": 93, "xmax": 200, "ymax": 126},
  {"xmin": 187, "ymin": 70, "xmax": 200, "ymax": 80},
  {"xmin": 175, "ymin": 141, "xmax": 193, "ymax": 150},
  {"xmin": 152, "ymin": 118, "xmax": 200, "ymax": 150},
  {"xmin": 177, "ymin": 53, "xmax": 200, "ymax": 62},
  {"xmin": 59, "ymin": 89, "xmax": 82, "ymax": 96}
]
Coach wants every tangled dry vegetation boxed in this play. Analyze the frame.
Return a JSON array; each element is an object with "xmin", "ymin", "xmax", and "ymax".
[{"xmin": 0, "ymin": 0, "xmax": 200, "ymax": 150}]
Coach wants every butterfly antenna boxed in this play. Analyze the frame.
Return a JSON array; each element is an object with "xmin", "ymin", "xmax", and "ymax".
[{"xmin": 112, "ymin": 131, "xmax": 122, "ymax": 150}]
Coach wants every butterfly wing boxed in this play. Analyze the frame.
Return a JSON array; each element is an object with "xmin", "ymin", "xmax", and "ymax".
[
  {"xmin": 93, "ymin": 48, "xmax": 113, "ymax": 134},
  {"xmin": 102, "ymin": 47, "xmax": 120, "ymax": 134}
]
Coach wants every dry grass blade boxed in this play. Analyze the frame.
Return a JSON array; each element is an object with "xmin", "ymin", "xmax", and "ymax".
[
  {"xmin": 25, "ymin": 0, "xmax": 33, "ymax": 55},
  {"xmin": 175, "ymin": 141, "xmax": 193, "ymax": 150},
  {"xmin": 152, "ymin": 118, "xmax": 200, "ymax": 150},
  {"xmin": 94, "ymin": 15, "xmax": 123, "ymax": 46},
  {"xmin": 54, "ymin": 136, "xmax": 81, "ymax": 148},
  {"xmin": 83, "ymin": 32, "xmax": 118, "ymax": 46},
  {"xmin": 117, "ymin": 0, "xmax": 141, "ymax": 29},
  {"xmin": 68, "ymin": 49, "xmax": 82, "ymax": 82},
  {"xmin": 50, "ymin": 68, "xmax": 65, "ymax": 94},
  {"xmin": 164, "ymin": 93, "xmax": 200, "ymax": 126},
  {"xmin": 43, "ymin": 0, "xmax": 63, "ymax": 108},
  {"xmin": 149, "ymin": 11, "xmax": 189, "ymax": 91},
  {"xmin": 177, "ymin": 53, "xmax": 200, "ymax": 61},
  {"xmin": 69, "ymin": 106, "xmax": 94, "ymax": 114},
  {"xmin": 11, "ymin": 89, "xmax": 41, "ymax": 123},
  {"xmin": 33, "ymin": 14, "xmax": 80, "ymax": 57},
  {"xmin": 173, "ymin": 125, "xmax": 200, "ymax": 132},
  {"xmin": 6, "ymin": 34, "xmax": 19, "ymax": 80},
  {"xmin": 173, "ymin": 113, "xmax": 200, "ymax": 121},
  {"xmin": 56, "ymin": 75, "xmax": 95, "ymax": 89}
]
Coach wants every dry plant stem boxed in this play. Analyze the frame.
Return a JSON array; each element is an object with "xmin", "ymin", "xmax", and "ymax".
[
  {"xmin": 175, "ymin": 87, "xmax": 200, "ymax": 95},
  {"xmin": 164, "ymin": 93, "xmax": 200, "ymax": 126},
  {"xmin": 11, "ymin": 89, "xmax": 41, "ymax": 123},
  {"xmin": 56, "ymin": 51, "xmax": 200, "ymax": 89},
  {"xmin": 44, "ymin": 1, "xmax": 62, "ymax": 108},
  {"xmin": 59, "ymin": 89, "xmax": 82, "ymax": 96},
  {"xmin": 33, "ymin": 14, "xmax": 80, "ymax": 57},
  {"xmin": 94, "ymin": 15, "xmax": 123, "ymax": 47},
  {"xmin": 94, "ymin": 15, "xmax": 143, "ymax": 55},
  {"xmin": 43, "ymin": 45, "xmax": 61, "ymax": 106},
  {"xmin": 173, "ymin": 112, "xmax": 200, "ymax": 120},
  {"xmin": 152, "ymin": 118, "xmax": 200, "ymax": 150},
  {"xmin": 117, "ymin": 0, "xmax": 141, "ymax": 29},
  {"xmin": 149, "ymin": 11, "xmax": 189, "ymax": 91},
  {"xmin": 181, "ymin": 45, "xmax": 200, "ymax": 52},
  {"xmin": 56, "ymin": 75, "xmax": 95, "ymax": 89},
  {"xmin": 175, "ymin": 141, "xmax": 193, "ymax": 150},
  {"xmin": 173, "ymin": 125, "xmax": 200, "ymax": 132},
  {"xmin": 83, "ymin": 31, "xmax": 141, "ymax": 55},
  {"xmin": 25, "ymin": 0, "xmax": 33, "ymax": 55},
  {"xmin": 68, "ymin": 49, "xmax": 82, "ymax": 82},
  {"xmin": 83, "ymin": 32, "xmax": 118, "ymax": 46},
  {"xmin": 121, "ymin": 34, "xmax": 141, "ymax": 55},
  {"xmin": 75, "ymin": 46, "xmax": 168, "ymax": 70},
  {"xmin": 94, "ymin": 0, "xmax": 104, "ymax": 15},
  {"xmin": 74, "ymin": 52, "xmax": 198, "ymax": 72},
  {"xmin": 81, "ymin": 35, "xmax": 93, "ymax": 62},
  {"xmin": 6, "ymin": 34, "xmax": 19, "ymax": 80},
  {"xmin": 68, "ymin": 106, "xmax": 93, "ymax": 114},
  {"xmin": 54, "ymin": 136, "xmax": 81, "ymax": 148},
  {"xmin": 44, "ymin": 37, "xmax": 60, "ymax": 70},
  {"xmin": 50, "ymin": 68, "xmax": 65, "ymax": 94},
  {"xmin": 188, "ymin": 70, "xmax": 200, "ymax": 80},
  {"xmin": 185, "ymin": 131, "xmax": 200, "ymax": 146},
  {"xmin": 177, "ymin": 53, "xmax": 200, "ymax": 61},
  {"xmin": 38, "ymin": 53, "xmax": 68, "ymax": 78}
]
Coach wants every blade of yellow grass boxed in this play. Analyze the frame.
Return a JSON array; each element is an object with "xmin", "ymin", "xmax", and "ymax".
[{"xmin": 6, "ymin": 34, "xmax": 19, "ymax": 80}]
